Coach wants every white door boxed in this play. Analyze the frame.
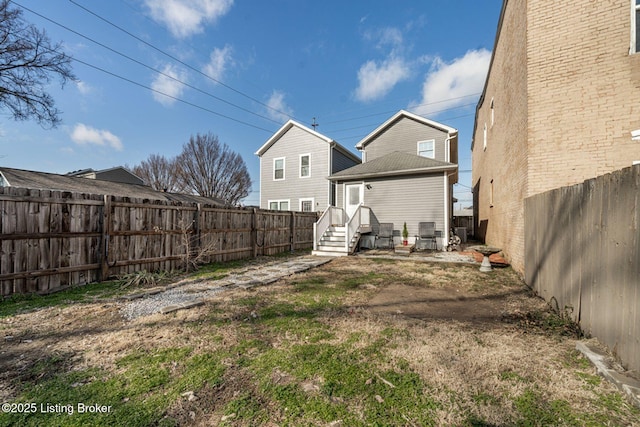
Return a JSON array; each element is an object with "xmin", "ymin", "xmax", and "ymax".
[{"xmin": 345, "ymin": 183, "xmax": 363, "ymax": 219}]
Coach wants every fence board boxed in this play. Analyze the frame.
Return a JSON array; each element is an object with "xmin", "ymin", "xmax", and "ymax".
[
  {"xmin": 1, "ymin": 187, "xmax": 317, "ymax": 297},
  {"xmin": 525, "ymin": 165, "xmax": 640, "ymax": 373}
]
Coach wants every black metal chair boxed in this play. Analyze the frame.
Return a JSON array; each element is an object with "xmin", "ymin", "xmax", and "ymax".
[
  {"xmin": 416, "ymin": 222, "xmax": 437, "ymax": 250},
  {"xmin": 375, "ymin": 223, "xmax": 394, "ymax": 249}
]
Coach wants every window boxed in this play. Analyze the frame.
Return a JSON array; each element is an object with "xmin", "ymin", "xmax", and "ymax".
[
  {"xmin": 632, "ymin": 0, "xmax": 640, "ymax": 53},
  {"xmin": 268, "ymin": 200, "xmax": 289, "ymax": 211},
  {"xmin": 417, "ymin": 140, "xmax": 435, "ymax": 158},
  {"xmin": 483, "ymin": 123, "xmax": 488, "ymax": 151},
  {"xmin": 300, "ymin": 154, "xmax": 310, "ymax": 178},
  {"xmin": 273, "ymin": 157, "xmax": 285, "ymax": 180},
  {"xmin": 490, "ymin": 179, "xmax": 494, "ymax": 207},
  {"xmin": 300, "ymin": 198, "xmax": 314, "ymax": 212}
]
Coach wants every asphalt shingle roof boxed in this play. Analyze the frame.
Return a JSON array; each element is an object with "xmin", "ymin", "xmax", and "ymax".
[
  {"xmin": 329, "ymin": 151, "xmax": 456, "ymax": 180},
  {"xmin": 0, "ymin": 167, "xmax": 225, "ymax": 206}
]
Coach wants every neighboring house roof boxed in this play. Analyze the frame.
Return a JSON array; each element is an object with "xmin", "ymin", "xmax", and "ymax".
[
  {"xmin": 328, "ymin": 151, "xmax": 457, "ymax": 181},
  {"xmin": 255, "ymin": 119, "xmax": 360, "ymax": 163},
  {"xmin": 0, "ymin": 167, "xmax": 225, "ymax": 206},
  {"xmin": 66, "ymin": 166, "xmax": 145, "ymax": 185},
  {"xmin": 355, "ymin": 110, "xmax": 458, "ymax": 150}
]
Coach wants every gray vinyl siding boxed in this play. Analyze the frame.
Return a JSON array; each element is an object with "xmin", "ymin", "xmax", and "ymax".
[
  {"xmin": 259, "ymin": 126, "xmax": 330, "ymax": 211},
  {"xmin": 337, "ymin": 173, "xmax": 445, "ymax": 239},
  {"xmin": 331, "ymin": 147, "xmax": 360, "ymax": 174},
  {"xmin": 363, "ymin": 117, "xmax": 449, "ymax": 162}
]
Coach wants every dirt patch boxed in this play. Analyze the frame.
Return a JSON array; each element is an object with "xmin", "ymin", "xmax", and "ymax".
[{"xmin": 367, "ymin": 283, "xmax": 524, "ymax": 323}]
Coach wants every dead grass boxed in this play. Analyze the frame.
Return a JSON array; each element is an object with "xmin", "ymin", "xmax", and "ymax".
[{"xmin": 1, "ymin": 256, "xmax": 638, "ymax": 426}]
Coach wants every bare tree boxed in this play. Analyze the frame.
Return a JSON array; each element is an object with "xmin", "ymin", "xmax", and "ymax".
[
  {"xmin": 0, "ymin": 0, "xmax": 75, "ymax": 128},
  {"xmin": 128, "ymin": 154, "xmax": 184, "ymax": 193},
  {"xmin": 176, "ymin": 133, "xmax": 251, "ymax": 205}
]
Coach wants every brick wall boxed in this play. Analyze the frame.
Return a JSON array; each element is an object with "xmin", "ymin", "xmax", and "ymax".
[
  {"xmin": 474, "ymin": 0, "xmax": 640, "ymax": 275},
  {"xmin": 473, "ymin": 0, "xmax": 529, "ymax": 274},
  {"xmin": 527, "ymin": 0, "xmax": 640, "ymax": 195}
]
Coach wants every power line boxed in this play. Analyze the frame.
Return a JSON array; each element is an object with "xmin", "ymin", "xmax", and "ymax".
[
  {"xmin": 67, "ymin": 0, "xmax": 298, "ymax": 121},
  {"xmin": 71, "ymin": 56, "xmax": 274, "ymax": 133},
  {"xmin": 12, "ymin": 1, "xmax": 282, "ymax": 126}
]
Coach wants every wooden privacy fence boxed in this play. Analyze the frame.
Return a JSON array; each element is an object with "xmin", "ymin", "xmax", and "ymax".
[
  {"xmin": 0, "ymin": 187, "xmax": 318, "ymax": 297},
  {"xmin": 525, "ymin": 165, "xmax": 639, "ymax": 373}
]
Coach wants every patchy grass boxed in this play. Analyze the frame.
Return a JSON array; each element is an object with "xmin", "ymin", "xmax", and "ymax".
[{"xmin": 1, "ymin": 256, "xmax": 638, "ymax": 426}]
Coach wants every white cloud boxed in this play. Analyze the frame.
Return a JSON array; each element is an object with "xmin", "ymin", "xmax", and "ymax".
[
  {"xmin": 144, "ymin": 0, "xmax": 233, "ymax": 38},
  {"xmin": 70, "ymin": 124, "xmax": 123, "ymax": 151},
  {"xmin": 354, "ymin": 56, "xmax": 411, "ymax": 102},
  {"xmin": 377, "ymin": 27, "xmax": 403, "ymax": 49},
  {"xmin": 410, "ymin": 49, "xmax": 491, "ymax": 116},
  {"xmin": 202, "ymin": 45, "xmax": 233, "ymax": 82},
  {"xmin": 76, "ymin": 81, "xmax": 93, "ymax": 95},
  {"xmin": 265, "ymin": 90, "xmax": 294, "ymax": 123},
  {"xmin": 151, "ymin": 64, "xmax": 188, "ymax": 106}
]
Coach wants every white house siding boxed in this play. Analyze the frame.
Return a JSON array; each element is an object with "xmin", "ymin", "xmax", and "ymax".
[
  {"xmin": 363, "ymin": 117, "xmax": 450, "ymax": 163},
  {"xmin": 259, "ymin": 126, "xmax": 330, "ymax": 211},
  {"xmin": 337, "ymin": 173, "xmax": 445, "ymax": 242}
]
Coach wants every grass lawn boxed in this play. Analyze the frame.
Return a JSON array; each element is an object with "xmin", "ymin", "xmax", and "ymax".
[{"xmin": 0, "ymin": 254, "xmax": 638, "ymax": 426}]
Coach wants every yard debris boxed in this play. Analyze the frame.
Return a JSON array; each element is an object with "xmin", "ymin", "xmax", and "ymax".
[{"xmin": 375, "ymin": 373, "xmax": 396, "ymax": 388}]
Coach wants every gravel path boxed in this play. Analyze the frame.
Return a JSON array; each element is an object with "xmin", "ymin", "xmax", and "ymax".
[{"xmin": 120, "ymin": 256, "xmax": 333, "ymax": 320}]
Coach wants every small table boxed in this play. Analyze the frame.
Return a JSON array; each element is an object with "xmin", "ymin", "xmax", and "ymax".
[{"xmin": 468, "ymin": 246, "xmax": 502, "ymax": 272}]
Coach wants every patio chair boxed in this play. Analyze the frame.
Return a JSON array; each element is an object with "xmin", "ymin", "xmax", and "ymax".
[
  {"xmin": 375, "ymin": 223, "xmax": 394, "ymax": 249},
  {"xmin": 416, "ymin": 222, "xmax": 437, "ymax": 250}
]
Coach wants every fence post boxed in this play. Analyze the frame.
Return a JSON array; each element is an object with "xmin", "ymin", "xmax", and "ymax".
[
  {"xmin": 252, "ymin": 208, "xmax": 258, "ymax": 258},
  {"xmin": 290, "ymin": 211, "xmax": 295, "ymax": 252},
  {"xmin": 100, "ymin": 194, "xmax": 111, "ymax": 281}
]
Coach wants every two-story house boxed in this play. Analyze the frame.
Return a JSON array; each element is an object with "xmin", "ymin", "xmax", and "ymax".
[
  {"xmin": 255, "ymin": 120, "xmax": 360, "ymax": 212},
  {"xmin": 472, "ymin": 0, "xmax": 640, "ymax": 274},
  {"xmin": 315, "ymin": 110, "xmax": 458, "ymax": 255}
]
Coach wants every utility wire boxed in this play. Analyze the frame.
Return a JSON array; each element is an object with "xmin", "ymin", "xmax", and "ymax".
[
  {"xmin": 12, "ymin": 1, "xmax": 282, "ymax": 125},
  {"xmin": 67, "ymin": 0, "xmax": 298, "ymax": 121},
  {"xmin": 71, "ymin": 56, "xmax": 274, "ymax": 133}
]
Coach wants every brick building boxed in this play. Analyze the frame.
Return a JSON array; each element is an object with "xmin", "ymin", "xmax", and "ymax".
[{"xmin": 472, "ymin": 0, "xmax": 640, "ymax": 274}]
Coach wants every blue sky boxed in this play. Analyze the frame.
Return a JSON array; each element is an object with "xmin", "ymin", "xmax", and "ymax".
[{"xmin": 2, "ymin": 0, "xmax": 502, "ymax": 208}]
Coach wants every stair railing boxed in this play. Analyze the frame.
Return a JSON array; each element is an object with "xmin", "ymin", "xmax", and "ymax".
[
  {"xmin": 314, "ymin": 206, "xmax": 344, "ymax": 251},
  {"xmin": 345, "ymin": 205, "xmax": 371, "ymax": 253}
]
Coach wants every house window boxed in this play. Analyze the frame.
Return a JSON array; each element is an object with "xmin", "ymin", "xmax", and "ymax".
[
  {"xmin": 483, "ymin": 123, "xmax": 488, "ymax": 151},
  {"xmin": 268, "ymin": 200, "xmax": 289, "ymax": 211},
  {"xmin": 633, "ymin": 0, "xmax": 640, "ymax": 53},
  {"xmin": 273, "ymin": 157, "xmax": 285, "ymax": 181},
  {"xmin": 300, "ymin": 154, "xmax": 310, "ymax": 178},
  {"xmin": 300, "ymin": 198, "xmax": 314, "ymax": 212},
  {"xmin": 490, "ymin": 179, "xmax": 494, "ymax": 207},
  {"xmin": 417, "ymin": 140, "xmax": 435, "ymax": 158}
]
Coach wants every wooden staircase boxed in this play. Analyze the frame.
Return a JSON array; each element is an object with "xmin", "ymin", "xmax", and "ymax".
[{"xmin": 312, "ymin": 226, "xmax": 360, "ymax": 256}]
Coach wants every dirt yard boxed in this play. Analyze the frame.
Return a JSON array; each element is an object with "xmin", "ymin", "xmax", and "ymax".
[{"xmin": 0, "ymin": 255, "xmax": 638, "ymax": 426}]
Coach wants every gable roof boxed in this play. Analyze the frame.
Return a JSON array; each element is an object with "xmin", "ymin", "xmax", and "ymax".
[
  {"xmin": 355, "ymin": 110, "xmax": 458, "ymax": 150},
  {"xmin": 255, "ymin": 119, "xmax": 360, "ymax": 163},
  {"xmin": 328, "ymin": 151, "xmax": 456, "ymax": 181},
  {"xmin": 0, "ymin": 167, "xmax": 225, "ymax": 206}
]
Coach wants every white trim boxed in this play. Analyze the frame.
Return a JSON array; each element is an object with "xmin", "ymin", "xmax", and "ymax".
[
  {"xmin": 417, "ymin": 139, "xmax": 435, "ymax": 159},
  {"xmin": 356, "ymin": 110, "xmax": 457, "ymax": 150},
  {"xmin": 299, "ymin": 197, "xmax": 315, "ymax": 212},
  {"xmin": 444, "ymin": 172, "xmax": 449, "ymax": 249},
  {"xmin": 259, "ymin": 156, "xmax": 263, "ymax": 207},
  {"xmin": 299, "ymin": 153, "xmax": 311, "ymax": 178},
  {"xmin": 267, "ymin": 199, "xmax": 290, "ymax": 211},
  {"xmin": 273, "ymin": 157, "xmax": 285, "ymax": 181}
]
